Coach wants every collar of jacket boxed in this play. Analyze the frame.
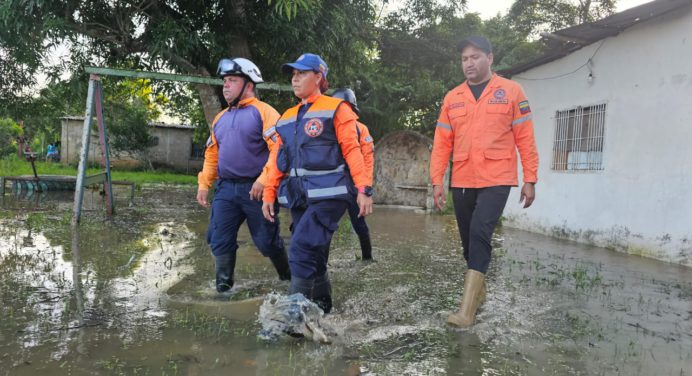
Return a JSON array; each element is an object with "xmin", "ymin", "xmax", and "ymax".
[
  {"xmin": 301, "ymin": 92, "xmax": 323, "ymax": 105},
  {"xmin": 226, "ymin": 96, "xmax": 257, "ymax": 110},
  {"xmin": 457, "ymin": 73, "xmax": 501, "ymax": 100}
]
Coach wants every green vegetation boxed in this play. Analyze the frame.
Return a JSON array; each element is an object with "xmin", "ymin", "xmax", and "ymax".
[
  {"xmin": 170, "ymin": 308, "xmax": 249, "ymax": 338},
  {"xmin": 0, "ymin": 156, "xmax": 196, "ymax": 185},
  {"xmin": 0, "ymin": 118, "xmax": 23, "ymax": 157},
  {"xmin": 0, "ymin": 0, "xmax": 617, "ymax": 148}
]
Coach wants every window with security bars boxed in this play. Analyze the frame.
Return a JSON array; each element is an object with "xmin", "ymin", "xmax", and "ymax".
[{"xmin": 552, "ymin": 103, "xmax": 606, "ymax": 171}]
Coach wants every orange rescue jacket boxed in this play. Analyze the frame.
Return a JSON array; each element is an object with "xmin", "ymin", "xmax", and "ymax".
[
  {"xmin": 430, "ymin": 74, "xmax": 538, "ymax": 188},
  {"xmin": 356, "ymin": 121, "xmax": 374, "ymax": 182},
  {"xmin": 263, "ymin": 93, "xmax": 372, "ymax": 203}
]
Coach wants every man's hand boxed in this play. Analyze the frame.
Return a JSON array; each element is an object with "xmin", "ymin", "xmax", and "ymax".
[
  {"xmin": 196, "ymin": 189, "xmax": 210, "ymax": 208},
  {"xmin": 249, "ymin": 181, "xmax": 264, "ymax": 201},
  {"xmin": 433, "ymin": 185, "xmax": 446, "ymax": 210},
  {"xmin": 262, "ymin": 202, "xmax": 276, "ymax": 222},
  {"xmin": 357, "ymin": 193, "xmax": 373, "ymax": 217},
  {"xmin": 519, "ymin": 182, "xmax": 536, "ymax": 208}
]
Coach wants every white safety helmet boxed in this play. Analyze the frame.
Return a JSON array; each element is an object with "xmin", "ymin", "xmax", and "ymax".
[{"xmin": 216, "ymin": 57, "xmax": 264, "ymax": 84}]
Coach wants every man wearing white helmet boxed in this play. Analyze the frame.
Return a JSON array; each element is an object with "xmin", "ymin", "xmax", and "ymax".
[{"xmin": 197, "ymin": 57, "xmax": 290, "ymax": 293}]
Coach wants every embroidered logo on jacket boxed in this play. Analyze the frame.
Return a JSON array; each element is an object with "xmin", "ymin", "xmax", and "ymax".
[
  {"xmin": 519, "ymin": 100, "xmax": 531, "ymax": 114},
  {"xmin": 304, "ymin": 118, "xmax": 324, "ymax": 138},
  {"xmin": 488, "ymin": 88, "xmax": 508, "ymax": 104}
]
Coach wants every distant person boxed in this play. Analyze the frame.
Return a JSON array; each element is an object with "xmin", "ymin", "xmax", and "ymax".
[
  {"xmin": 430, "ymin": 36, "xmax": 539, "ymax": 327},
  {"xmin": 197, "ymin": 57, "xmax": 290, "ymax": 293},
  {"xmin": 261, "ymin": 53, "xmax": 373, "ymax": 313},
  {"xmin": 330, "ymin": 88, "xmax": 374, "ymax": 261},
  {"xmin": 46, "ymin": 143, "xmax": 59, "ymax": 162}
]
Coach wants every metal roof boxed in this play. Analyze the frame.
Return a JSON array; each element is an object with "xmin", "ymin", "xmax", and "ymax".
[
  {"xmin": 61, "ymin": 116, "xmax": 194, "ymax": 129},
  {"xmin": 501, "ymin": 0, "xmax": 692, "ymax": 76},
  {"xmin": 149, "ymin": 122, "xmax": 195, "ymax": 130}
]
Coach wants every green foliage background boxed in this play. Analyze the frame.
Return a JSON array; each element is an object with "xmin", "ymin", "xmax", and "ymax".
[{"xmin": 0, "ymin": 0, "xmax": 617, "ymax": 163}]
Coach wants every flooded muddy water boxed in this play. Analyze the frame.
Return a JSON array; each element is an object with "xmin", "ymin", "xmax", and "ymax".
[{"xmin": 1, "ymin": 186, "xmax": 690, "ymax": 375}]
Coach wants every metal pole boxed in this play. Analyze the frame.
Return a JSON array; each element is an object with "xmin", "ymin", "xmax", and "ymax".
[
  {"xmin": 557, "ymin": 111, "xmax": 564, "ymax": 170},
  {"xmin": 585, "ymin": 107, "xmax": 593, "ymax": 169},
  {"xmin": 29, "ymin": 156, "xmax": 39, "ymax": 180},
  {"xmin": 72, "ymin": 75, "xmax": 98, "ymax": 225},
  {"xmin": 84, "ymin": 66, "xmax": 292, "ymax": 91},
  {"xmin": 95, "ymin": 80, "xmax": 114, "ymax": 217}
]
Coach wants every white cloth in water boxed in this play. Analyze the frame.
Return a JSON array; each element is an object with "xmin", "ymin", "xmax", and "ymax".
[{"xmin": 258, "ymin": 292, "xmax": 333, "ymax": 343}]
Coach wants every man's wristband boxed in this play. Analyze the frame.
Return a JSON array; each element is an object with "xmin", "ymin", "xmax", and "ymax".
[{"xmin": 357, "ymin": 186, "xmax": 374, "ymax": 197}]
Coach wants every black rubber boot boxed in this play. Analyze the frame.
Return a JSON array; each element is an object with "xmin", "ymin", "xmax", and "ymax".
[
  {"xmin": 359, "ymin": 234, "xmax": 373, "ymax": 261},
  {"xmin": 270, "ymin": 249, "xmax": 291, "ymax": 281},
  {"xmin": 312, "ymin": 272, "xmax": 333, "ymax": 314},
  {"xmin": 325, "ymin": 239, "xmax": 332, "ymax": 261},
  {"xmin": 214, "ymin": 254, "xmax": 236, "ymax": 293},
  {"xmin": 289, "ymin": 277, "xmax": 314, "ymax": 298},
  {"xmin": 285, "ymin": 277, "xmax": 315, "ymax": 338}
]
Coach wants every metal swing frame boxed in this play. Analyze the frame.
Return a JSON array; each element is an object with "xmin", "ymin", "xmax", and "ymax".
[{"xmin": 72, "ymin": 66, "xmax": 290, "ymax": 225}]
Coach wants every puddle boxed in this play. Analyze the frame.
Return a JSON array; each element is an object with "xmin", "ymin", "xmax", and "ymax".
[{"xmin": 1, "ymin": 186, "xmax": 690, "ymax": 375}]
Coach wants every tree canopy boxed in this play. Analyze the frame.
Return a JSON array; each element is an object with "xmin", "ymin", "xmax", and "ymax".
[{"xmin": 0, "ymin": 0, "xmax": 618, "ymax": 160}]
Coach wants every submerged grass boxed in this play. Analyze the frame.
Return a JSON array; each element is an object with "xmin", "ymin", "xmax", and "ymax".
[
  {"xmin": 170, "ymin": 307, "xmax": 252, "ymax": 338},
  {"xmin": 0, "ymin": 156, "xmax": 196, "ymax": 185}
]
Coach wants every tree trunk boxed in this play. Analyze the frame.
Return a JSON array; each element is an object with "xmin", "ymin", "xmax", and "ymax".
[
  {"xmin": 579, "ymin": 0, "xmax": 592, "ymax": 23},
  {"xmin": 194, "ymin": 82, "xmax": 223, "ymax": 125},
  {"xmin": 228, "ymin": 0, "xmax": 252, "ymax": 58}
]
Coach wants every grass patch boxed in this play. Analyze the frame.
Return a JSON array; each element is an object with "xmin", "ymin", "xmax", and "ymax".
[
  {"xmin": 0, "ymin": 156, "xmax": 196, "ymax": 185},
  {"xmin": 170, "ymin": 308, "xmax": 249, "ymax": 338}
]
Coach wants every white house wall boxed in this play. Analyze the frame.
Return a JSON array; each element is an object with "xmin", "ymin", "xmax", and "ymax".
[{"xmin": 506, "ymin": 7, "xmax": 692, "ymax": 266}]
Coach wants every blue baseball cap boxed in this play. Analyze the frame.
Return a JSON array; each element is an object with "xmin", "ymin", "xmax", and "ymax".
[{"xmin": 281, "ymin": 53, "xmax": 329, "ymax": 78}]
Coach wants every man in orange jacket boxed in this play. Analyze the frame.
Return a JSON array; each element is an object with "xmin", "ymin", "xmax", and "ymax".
[
  {"xmin": 261, "ymin": 53, "xmax": 373, "ymax": 313},
  {"xmin": 330, "ymin": 88, "xmax": 374, "ymax": 260},
  {"xmin": 430, "ymin": 36, "xmax": 539, "ymax": 328}
]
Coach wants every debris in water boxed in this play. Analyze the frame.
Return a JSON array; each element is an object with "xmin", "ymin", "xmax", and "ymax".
[{"xmin": 258, "ymin": 292, "xmax": 334, "ymax": 344}]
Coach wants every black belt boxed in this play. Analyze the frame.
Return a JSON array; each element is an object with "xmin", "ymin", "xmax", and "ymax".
[{"xmin": 222, "ymin": 176, "xmax": 258, "ymax": 184}]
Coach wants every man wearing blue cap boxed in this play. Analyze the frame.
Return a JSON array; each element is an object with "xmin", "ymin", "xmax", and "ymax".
[{"xmin": 262, "ymin": 53, "xmax": 373, "ymax": 313}]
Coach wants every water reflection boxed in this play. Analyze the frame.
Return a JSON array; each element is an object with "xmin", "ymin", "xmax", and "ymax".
[{"xmin": 0, "ymin": 186, "xmax": 690, "ymax": 375}]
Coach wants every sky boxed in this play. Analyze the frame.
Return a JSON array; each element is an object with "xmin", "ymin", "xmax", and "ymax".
[{"xmin": 463, "ymin": 0, "xmax": 653, "ymax": 19}]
